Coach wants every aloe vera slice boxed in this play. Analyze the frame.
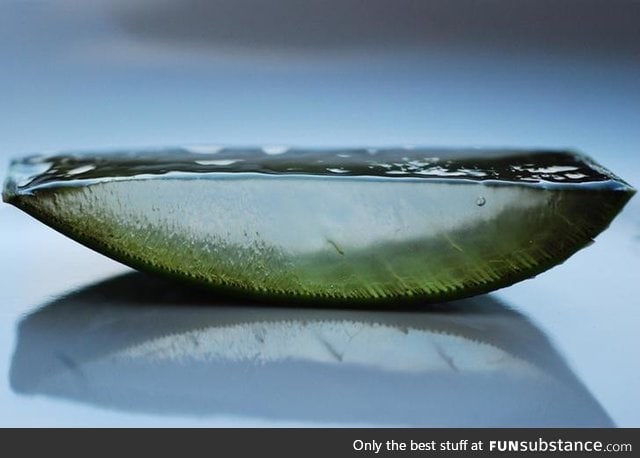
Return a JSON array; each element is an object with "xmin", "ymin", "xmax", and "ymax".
[{"xmin": 2, "ymin": 147, "xmax": 635, "ymax": 302}]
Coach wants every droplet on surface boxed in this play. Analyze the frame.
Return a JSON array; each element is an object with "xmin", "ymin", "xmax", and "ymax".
[{"xmin": 2, "ymin": 147, "xmax": 635, "ymax": 303}]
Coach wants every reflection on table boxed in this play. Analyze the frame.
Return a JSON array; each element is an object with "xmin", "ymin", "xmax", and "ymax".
[{"xmin": 10, "ymin": 273, "xmax": 612, "ymax": 426}]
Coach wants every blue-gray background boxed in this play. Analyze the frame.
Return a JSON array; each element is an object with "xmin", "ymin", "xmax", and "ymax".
[{"xmin": 0, "ymin": 0, "xmax": 638, "ymax": 426}]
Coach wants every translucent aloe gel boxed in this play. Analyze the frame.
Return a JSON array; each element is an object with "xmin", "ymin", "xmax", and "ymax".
[{"xmin": 2, "ymin": 147, "xmax": 635, "ymax": 303}]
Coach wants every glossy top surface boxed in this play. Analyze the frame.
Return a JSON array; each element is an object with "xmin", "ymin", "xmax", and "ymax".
[{"xmin": 6, "ymin": 148, "xmax": 631, "ymax": 194}]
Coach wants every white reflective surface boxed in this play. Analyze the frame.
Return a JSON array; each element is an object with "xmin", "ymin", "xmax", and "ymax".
[
  {"xmin": 0, "ymin": 0, "xmax": 638, "ymax": 426},
  {"xmin": 6, "ymin": 274, "xmax": 615, "ymax": 427}
]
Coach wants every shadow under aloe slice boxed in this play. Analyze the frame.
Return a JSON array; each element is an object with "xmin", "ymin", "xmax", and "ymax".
[{"xmin": 2, "ymin": 147, "xmax": 635, "ymax": 303}]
